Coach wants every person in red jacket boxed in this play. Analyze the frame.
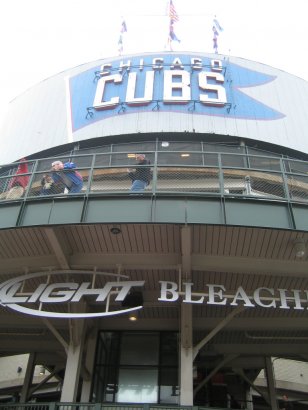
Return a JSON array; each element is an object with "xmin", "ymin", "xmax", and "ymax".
[{"xmin": 6, "ymin": 158, "xmax": 30, "ymax": 199}]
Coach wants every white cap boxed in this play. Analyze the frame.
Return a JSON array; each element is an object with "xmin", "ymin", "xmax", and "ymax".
[{"xmin": 51, "ymin": 160, "xmax": 63, "ymax": 166}]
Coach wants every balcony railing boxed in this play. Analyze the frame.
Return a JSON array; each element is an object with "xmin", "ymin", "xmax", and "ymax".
[
  {"xmin": 1, "ymin": 151, "xmax": 308, "ymax": 204},
  {"xmin": 0, "ymin": 403, "xmax": 241, "ymax": 410}
]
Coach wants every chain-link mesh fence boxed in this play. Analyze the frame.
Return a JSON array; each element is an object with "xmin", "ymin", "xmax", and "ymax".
[{"xmin": 1, "ymin": 153, "xmax": 308, "ymax": 204}]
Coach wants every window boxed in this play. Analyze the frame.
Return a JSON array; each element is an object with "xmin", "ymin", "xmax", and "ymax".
[{"xmin": 92, "ymin": 331, "xmax": 179, "ymax": 404}]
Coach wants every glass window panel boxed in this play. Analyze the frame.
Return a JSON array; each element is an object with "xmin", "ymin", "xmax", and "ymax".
[
  {"xmin": 247, "ymin": 146, "xmax": 281, "ymax": 158},
  {"xmin": 204, "ymin": 153, "xmax": 219, "ymax": 166},
  {"xmin": 157, "ymin": 152, "xmax": 202, "ymax": 166},
  {"xmin": 160, "ymin": 333, "xmax": 178, "ymax": 365},
  {"xmin": 221, "ymin": 153, "xmax": 247, "ymax": 168},
  {"xmin": 203, "ymin": 144, "xmax": 244, "ymax": 154},
  {"xmin": 76, "ymin": 145, "xmax": 111, "ymax": 155},
  {"xmin": 112, "ymin": 142, "xmax": 156, "ymax": 153},
  {"xmin": 116, "ymin": 368, "xmax": 158, "ymax": 403},
  {"xmin": 94, "ymin": 153, "xmax": 112, "ymax": 167},
  {"xmin": 285, "ymin": 159, "xmax": 308, "ymax": 174},
  {"xmin": 158, "ymin": 141, "xmax": 202, "ymax": 151},
  {"xmin": 96, "ymin": 332, "xmax": 120, "ymax": 365},
  {"xmin": 247, "ymin": 155, "xmax": 281, "ymax": 171},
  {"xmin": 160, "ymin": 368, "xmax": 179, "ymax": 404},
  {"xmin": 35, "ymin": 156, "xmax": 92, "ymax": 172},
  {"xmin": 71, "ymin": 155, "xmax": 93, "ymax": 168},
  {"xmin": 120, "ymin": 333, "xmax": 159, "ymax": 365},
  {"xmin": 111, "ymin": 153, "xmax": 155, "ymax": 167}
]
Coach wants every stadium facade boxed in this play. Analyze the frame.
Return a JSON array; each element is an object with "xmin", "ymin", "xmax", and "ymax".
[{"xmin": 0, "ymin": 51, "xmax": 308, "ymax": 410}]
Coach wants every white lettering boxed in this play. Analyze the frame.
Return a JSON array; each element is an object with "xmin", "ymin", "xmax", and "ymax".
[
  {"xmin": 211, "ymin": 59, "xmax": 223, "ymax": 72},
  {"xmin": 99, "ymin": 63, "xmax": 112, "ymax": 76},
  {"xmin": 152, "ymin": 58, "xmax": 164, "ymax": 70},
  {"xmin": 171, "ymin": 57, "xmax": 184, "ymax": 70},
  {"xmin": 278, "ymin": 289, "xmax": 304, "ymax": 310},
  {"xmin": 27, "ymin": 283, "xmax": 48, "ymax": 303},
  {"xmin": 191, "ymin": 58, "xmax": 202, "ymax": 70},
  {"xmin": 93, "ymin": 74, "xmax": 122, "ymax": 110},
  {"xmin": 39, "ymin": 283, "xmax": 78, "ymax": 303},
  {"xmin": 164, "ymin": 70, "xmax": 191, "ymax": 104},
  {"xmin": 0, "ymin": 282, "xmax": 27, "ymax": 303},
  {"xmin": 199, "ymin": 72, "xmax": 227, "ymax": 106},
  {"xmin": 254, "ymin": 287, "xmax": 276, "ymax": 308},
  {"xmin": 183, "ymin": 282, "xmax": 204, "ymax": 303},
  {"xmin": 126, "ymin": 71, "xmax": 155, "ymax": 106},
  {"xmin": 207, "ymin": 284, "xmax": 227, "ymax": 305},
  {"xmin": 119, "ymin": 60, "xmax": 131, "ymax": 73},
  {"xmin": 158, "ymin": 281, "xmax": 179, "ymax": 301},
  {"xmin": 230, "ymin": 286, "xmax": 255, "ymax": 307}
]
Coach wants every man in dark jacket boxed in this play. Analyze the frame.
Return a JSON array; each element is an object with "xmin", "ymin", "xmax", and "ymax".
[
  {"xmin": 280, "ymin": 395, "xmax": 294, "ymax": 410},
  {"xmin": 128, "ymin": 154, "xmax": 151, "ymax": 192}
]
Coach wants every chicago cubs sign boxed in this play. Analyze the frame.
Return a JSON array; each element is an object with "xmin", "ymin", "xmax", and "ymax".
[{"xmin": 69, "ymin": 54, "xmax": 284, "ymax": 131}]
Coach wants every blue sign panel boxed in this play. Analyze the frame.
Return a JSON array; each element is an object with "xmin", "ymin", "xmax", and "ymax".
[{"xmin": 69, "ymin": 54, "xmax": 285, "ymax": 132}]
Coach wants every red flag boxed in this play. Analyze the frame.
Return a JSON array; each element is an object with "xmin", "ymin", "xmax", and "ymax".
[{"xmin": 169, "ymin": 0, "xmax": 179, "ymax": 23}]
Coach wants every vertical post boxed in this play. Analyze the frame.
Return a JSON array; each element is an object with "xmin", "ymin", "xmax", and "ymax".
[
  {"xmin": 180, "ymin": 302, "xmax": 193, "ymax": 405},
  {"xmin": 60, "ymin": 319, "xmax": 86, "ymax": 402},
  {"xmin": 80, "ymin": 329, "xmax": 98, "ymax": 402},
  {"xmin": 246, "ymin": 387, "xmax": 254, "ymax": 410},
  {"xmin": 265, "ymin": 356, "xmax": 278, "ymax": 410},
  {"xmin": 20, "ymin": 352, "xmax": 36, "ymax": 402}
]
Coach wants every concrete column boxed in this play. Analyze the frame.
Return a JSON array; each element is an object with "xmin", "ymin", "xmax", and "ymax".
[
  {"xmin": 60, "ymin": 319, "xmax": 86, "ymax": 402},
  {"xmin": 180, "ymin": 303, "xmax": 193, "ymax": 405},
  {"xmin": 265, "ymin": 356, "xmax": 278, "ymax": 410},
  {"xmin": 246, "ymin": 387, "xmax": 254, "ymax": 410},
  {"xmin": 80, "ymin": 329, "xmax": 98, "ymax": 402},
  {"xmin": 20, "ymin": 352, "xmax": 36, "ymax": 403}
]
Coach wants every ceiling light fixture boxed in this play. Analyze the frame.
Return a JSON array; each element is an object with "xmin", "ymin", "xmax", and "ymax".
[
  {"xmin": 110, "ymin": 226, "xmax": 121, "ymax": 235},
  {"xmin": 128, "ymin": 313, "xmax": 138, "ymax": 321},
  {"xmin": 294, "ymin": 239, "xmax": 306, "ymax": 258}
]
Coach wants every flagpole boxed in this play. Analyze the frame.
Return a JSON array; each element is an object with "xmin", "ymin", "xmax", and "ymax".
[
  {"xmin": 118, "ymin": 17, "xmax": 127, "ymax": 56},
  {"xmin": 167, "ymin": 0, "xmax": 180, "ymax": 51},
  {"xmin": 212, "ymin": 16, "xmax": 223, "ymax": 54}
]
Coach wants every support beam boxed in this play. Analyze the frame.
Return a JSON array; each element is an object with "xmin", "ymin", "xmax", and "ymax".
[
  {"xmin": 181, "ymin": 226, "xmax": 192, "ymax": 278},
  {"xmin": 265, "ymin": 356, "xmax": 278, "ymax": 410},
  {"xmin": 42, "ymin": 318, "xmax": 69, "ymax": 352},
  {"xmin": 180, "ymin": 303, "xmax": 193, "ymax": 406},
  {"xmin": 233, "ymin": 367, "xmax": 270, "ymax": 406},
  {"xmin": 193, "ymin": 305, "xmax": 244, "ymax": 360},
  {"xmin": 20, "ymin": 352, "xmax": 36, "ymax": 403},
  {"xmin": 246, "ymin": 387, "xmax": 254, "ymax": 410},
  {"xmin": 80, "ymin": 328, "xmax": 98, "ymax": 401},
  {"xmin": 44, "ymin": 227, "xmax": 70, "ymax": 270},
  {"xmin": 194, "ymin": 354, "xmax": 238, "ymax": 397},
  {"xmin": 29, "ymin": 368, "xmax": 60, "ymax": 396},
  {"xmin": 60, "ymin": 319, "xmax": 86, "ymax": 402}
]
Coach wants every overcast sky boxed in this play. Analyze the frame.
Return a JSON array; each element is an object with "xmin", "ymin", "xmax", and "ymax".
[{"xmin": 0, "ymin": 0, "xmax": 307, "ymax": 126}]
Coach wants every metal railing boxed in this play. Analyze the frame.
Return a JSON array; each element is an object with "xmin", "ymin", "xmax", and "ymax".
[
  {"xmin": 1, "ymin": 151, "xmax": 308, "ymax": 205},
  {"xmin": 0, "ymin": 404, "xmax": 236, "ymax": 410}
]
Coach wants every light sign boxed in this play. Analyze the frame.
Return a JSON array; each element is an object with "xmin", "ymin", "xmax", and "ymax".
[{"xmin": 0, "ymin": 272, "xmax": 307, "ymax": 319}]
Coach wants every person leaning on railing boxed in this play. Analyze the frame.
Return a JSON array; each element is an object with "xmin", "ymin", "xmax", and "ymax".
[
  {"xmin": 280, "ymin": 394, "xmax": 294, "ymax": 410},
  {"xmin": 127, "ymin": 154, "xmax": 152, "ymax": 192},
  {"xmin": 40, "ymin": 174, "xmax": 64, "ymax": 196},
  {"xmin": 48, "ymin": 160, "xmax": 83, "ymax": 194},
  {"xmin": 6, "ymin": 158, "xmax": 30, "ymax": 199}
]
